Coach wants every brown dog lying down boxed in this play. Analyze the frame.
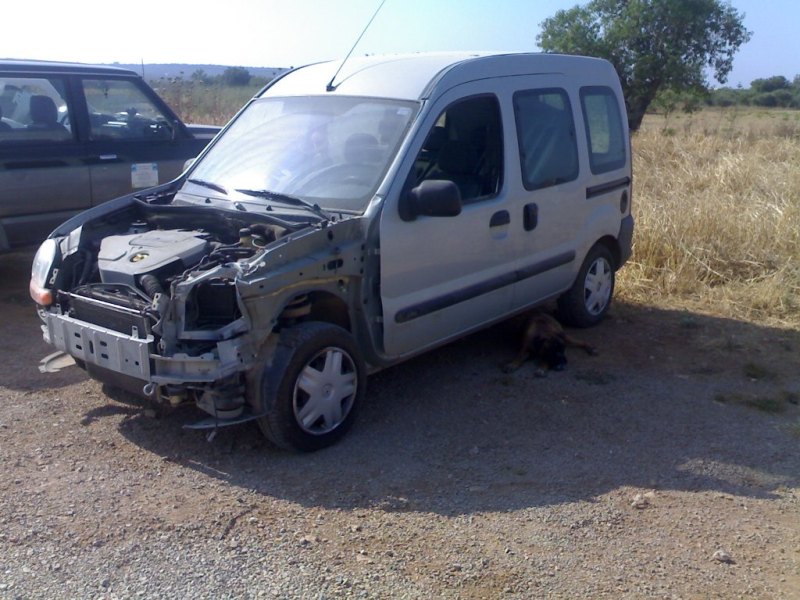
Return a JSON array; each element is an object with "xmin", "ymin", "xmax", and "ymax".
[{"xmin": 503, "ymin": 313, "xmax": 597, "ymax": 375}]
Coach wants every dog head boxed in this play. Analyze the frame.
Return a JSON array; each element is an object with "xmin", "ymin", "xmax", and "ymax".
[{"xmin": 539, "ymin": 338, "xmax": 567, "ymax": 371}]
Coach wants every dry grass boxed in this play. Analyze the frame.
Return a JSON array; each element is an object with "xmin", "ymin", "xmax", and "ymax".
[
  {"xmin": 620, "ymin": 110, "xmax": 800, "ymax": 328},
  {"xmin": 155, "ymin": 80, "xmax": 261, "ymax": 126}
]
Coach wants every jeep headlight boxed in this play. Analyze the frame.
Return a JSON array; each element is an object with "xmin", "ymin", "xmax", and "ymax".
[{"xmin": 30, "ymin": 239, "xmax": 58, "ymax": 306}]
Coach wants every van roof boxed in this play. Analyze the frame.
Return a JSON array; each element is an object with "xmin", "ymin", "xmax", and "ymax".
[{"xmin": 262, "ymin": 52, "xmax": 614, "ymax": 101}]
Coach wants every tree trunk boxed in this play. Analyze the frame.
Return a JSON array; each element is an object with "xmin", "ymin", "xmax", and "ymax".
[{"xmin": 625, "ymin": 84, "xmax": 660, "ymax": 131}]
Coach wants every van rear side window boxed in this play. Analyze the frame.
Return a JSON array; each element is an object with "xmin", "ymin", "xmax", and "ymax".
[
  {"xmin": 513, "ymin": 89, "xmax": 579, "ymax": 191},
  {"xmin": 580, "ymin": 87, "xmax": 626, "ymax": 174}
]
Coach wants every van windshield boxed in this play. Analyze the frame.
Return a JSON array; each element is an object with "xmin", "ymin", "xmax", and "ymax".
[{"xmin": 187, "ymin": 96, "xmax": 417, "ymax": 213}]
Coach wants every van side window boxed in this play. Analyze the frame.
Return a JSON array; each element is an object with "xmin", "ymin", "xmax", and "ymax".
[
  {"xmin": 82, "ymin": 79, "xmax": 173, "ymax": 141},
  {"xmin": 414, "ymin": 95, "xmax": 502, "ymax": 204},
  {"xmin": 513, "ymin": 89, "xmax": 578, "ymax": 191},
  {"xmin": 0, "ymin": 76, "xmax": 73, "ymax": 143},
  {"xmin": 580, "ymin": 86, "xmax": 626, "ymax": 174}
]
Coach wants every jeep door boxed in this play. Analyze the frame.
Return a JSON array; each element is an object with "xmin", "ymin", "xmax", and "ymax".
[
  {"xmin": 77, "ymin": 77, "xmax": 206, "ymax": 203},
  {"xmin": 379, "ymin": 87, "xmax": 514, "ymax": 357},
  {"xmin": 0, "ymin": 73, "xmax": 90, "ymax": 250}
]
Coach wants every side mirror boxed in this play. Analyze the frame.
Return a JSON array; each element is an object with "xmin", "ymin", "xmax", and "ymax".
[{"xmin": 400, "ymin": 180, "xmax": 462, "ymax": 221}]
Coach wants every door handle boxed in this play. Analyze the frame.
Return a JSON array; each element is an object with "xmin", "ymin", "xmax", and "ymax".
[
  {"xmin": 523, "ymin": 203, "xmax": 538, "ymax": 231},
  {"xmin": 489, "ymin": 210, "xmax": 510, "ymax": 228},
  {"xmin": 97, "ymin": 154, "xmax": 118, "ymax": 162}
]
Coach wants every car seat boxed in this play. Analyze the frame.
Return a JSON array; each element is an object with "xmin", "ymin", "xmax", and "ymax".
[
  {"xmin": 427, "ymin": 140, "xmax": 481, "ymax": 201},
  {"xmin": 0, "ymin": 105, "xmax": 10, "ymax": 131},
  {"xmin": 28, "ymin": 95, "xmax": 68, "ymax": 134}
]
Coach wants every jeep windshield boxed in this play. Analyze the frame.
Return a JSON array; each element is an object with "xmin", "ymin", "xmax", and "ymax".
[{"xmin": 185, "ymin": 96, "xmax": 417, "ymax": 214}]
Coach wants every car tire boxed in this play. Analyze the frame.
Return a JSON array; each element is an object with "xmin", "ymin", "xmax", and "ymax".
[
  {"xmin": 255, "ymin": 322, "xmax": 365, "ymax": 452},
  {"xmin": 557, "ymin": 243, "xmax": 616, "ymax": 328}
]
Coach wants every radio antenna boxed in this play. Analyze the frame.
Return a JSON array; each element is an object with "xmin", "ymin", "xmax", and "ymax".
[{"xmin": 326, "ymin": 0, "xmax": 388, "ymax": 92}]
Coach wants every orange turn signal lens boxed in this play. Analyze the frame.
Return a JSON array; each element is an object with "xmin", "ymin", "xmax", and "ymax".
[{"xmin": 30, "ymin": 280, "xmax": 53, "ymax": 306}]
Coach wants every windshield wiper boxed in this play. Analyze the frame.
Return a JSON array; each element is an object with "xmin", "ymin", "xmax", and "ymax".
[
  {"xmin": 236, "ymin": 189, "xmax": 329, "ymax": 220},
  {"xmin": 188, "ymin": 178, "xmax": 228, "ymax": 195}
]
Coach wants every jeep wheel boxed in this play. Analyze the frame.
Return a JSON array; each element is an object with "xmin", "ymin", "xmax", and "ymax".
[
  {"xmin": 557, "ymin": 244, "xmax": 615, "ymax": 328},
  {"xmin": 256, "ymin": 322, "xmax": 365, "ymax": 452}
]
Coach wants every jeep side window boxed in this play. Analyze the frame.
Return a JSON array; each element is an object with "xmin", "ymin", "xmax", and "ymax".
[
  {"xmin": 580, "ymin": 86, "xmax": 626, "ymax": 174},
  {"xmin": 81, "ymin": 79, "xmax": 173, "ymax": 141},
  {"xmin": 513, "ymin": 89, "xmax": 579, "ymax": 190},
  {"xmin": 0, "ymin": 76, "xmax": 72, "ymax": 142},
  {"xmin": 415, "ymin": 95, "xmax": 502, "ymax": 204}
]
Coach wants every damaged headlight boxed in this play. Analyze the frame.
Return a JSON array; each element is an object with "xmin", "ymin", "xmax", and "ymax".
[{"xmin": 30, "ymin": 238, "xmax": 58, "ymax": 306}]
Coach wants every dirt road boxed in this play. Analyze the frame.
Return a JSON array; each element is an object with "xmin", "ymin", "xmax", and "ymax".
[{"xmin": 1, "ymin": 248, "xmax": 798, "ymax": 598}]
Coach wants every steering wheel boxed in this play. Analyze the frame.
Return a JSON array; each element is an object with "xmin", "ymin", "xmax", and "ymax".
[{"xmin": 295, "ymin": 163, "xmax": 376, "ymax": 194}]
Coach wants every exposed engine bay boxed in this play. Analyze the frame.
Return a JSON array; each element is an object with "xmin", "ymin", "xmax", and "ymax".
[
  {"xmin": 36, "ymin": 194, "xmax": 365, "ymax": 427},
  {"xmin": 62, "ymin": 200, "xmax": 287, "ymax": 287},
  {"xmin": 98, "ymin": 228, "xmax": 211, "ymax": 287},
  {"xmin": 52, "ymin": 201, "xmax": 292, "ymax": 347}
]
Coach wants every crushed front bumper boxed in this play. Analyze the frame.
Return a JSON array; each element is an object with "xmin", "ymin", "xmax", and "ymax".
[
  {"xmin": 44, "ymin": 311, "xmax": 153, "ymax": 380},
  {"xmin": 41, "ymin": 311, "xmax": 248, "ymax": 386}
]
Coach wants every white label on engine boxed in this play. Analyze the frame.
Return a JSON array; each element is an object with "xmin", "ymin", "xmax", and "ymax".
[{"xmin": 131, "ymin": 163, "xmax": 159, "ymax": 188}]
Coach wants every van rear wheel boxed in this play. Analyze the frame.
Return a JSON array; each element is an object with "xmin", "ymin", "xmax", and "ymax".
[
  {"xmin": 255, "ymin": 322, "xmax": 365, "ymax": 452},
  {"xmin": 557, "ymin": 244, "xmax": 615, "ymax": 328}
]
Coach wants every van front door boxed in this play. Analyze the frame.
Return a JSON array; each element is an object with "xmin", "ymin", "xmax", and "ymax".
[{"xmin": 379, "ymin": 89, "xmax": 513, "ymax": 357}]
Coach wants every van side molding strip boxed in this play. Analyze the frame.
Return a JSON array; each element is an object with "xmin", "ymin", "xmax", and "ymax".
[
  {"xmin": 586, "ymin": 176, "xmax": 631, "ymax": 199},
  {"xmin": 395, "ymin": 250, "xmax": 575, "ymax": 324}
]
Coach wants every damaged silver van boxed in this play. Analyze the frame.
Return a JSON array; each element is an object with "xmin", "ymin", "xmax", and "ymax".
[{"xmin": 30, "ymin": 52, "xmax": 633, "ymax": 451}]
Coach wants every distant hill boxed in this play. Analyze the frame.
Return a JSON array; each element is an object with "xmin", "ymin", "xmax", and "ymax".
[{"xmin": 106, "ymin": 63, "xmax": 288, "ymax": 81}]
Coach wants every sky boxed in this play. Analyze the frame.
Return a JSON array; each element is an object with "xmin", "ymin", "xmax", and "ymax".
[{"xmin": 2, "ymin": 0, "xmax": 797, "ymax": 88}]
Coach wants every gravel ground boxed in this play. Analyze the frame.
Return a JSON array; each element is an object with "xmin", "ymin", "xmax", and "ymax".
[{"xmin": 1, "ymin": 248, "xmax": 798, "ymax": 599}]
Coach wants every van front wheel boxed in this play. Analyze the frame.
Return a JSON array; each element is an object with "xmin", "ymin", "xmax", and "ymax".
[
  {"xmin": 557, "ymin": 244, "xmax": 615, "ymax": 328},
  {"xmin": 255, "ymin": 322, "xmax": 366, "ymax": 452}
]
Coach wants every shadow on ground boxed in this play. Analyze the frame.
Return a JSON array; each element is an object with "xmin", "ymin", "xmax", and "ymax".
[{"xmin": 113, "ymin": 304, "xmax": 800, "ymax": 515}]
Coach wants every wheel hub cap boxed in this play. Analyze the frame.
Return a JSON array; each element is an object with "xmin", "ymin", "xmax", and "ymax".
[{"xmin": 293, "ymin": 347, "xmax": 357, "ymax": 435}]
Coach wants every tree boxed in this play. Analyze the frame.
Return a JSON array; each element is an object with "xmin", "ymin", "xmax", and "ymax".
[
  {"xmin": 190, "ymin": 69, "xmax": 212, "ymax": 84},
  {"xmin": 538, "ymin": 0, "xmax": 752, "ymax": 130},
  {"xmin": 708, "ymin": 87, "xmax": 744, "ymax": 107},
  {"xmin": 750, "ymin": 76, "xmax": 790, "ymax": 93},
  {"xmin": 652, "ymin": 87, "xmax": 706, "ymax": 130},
  {"xmin": 221, "ymin": 67, "xmax": 252, "ymax": 87}
]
